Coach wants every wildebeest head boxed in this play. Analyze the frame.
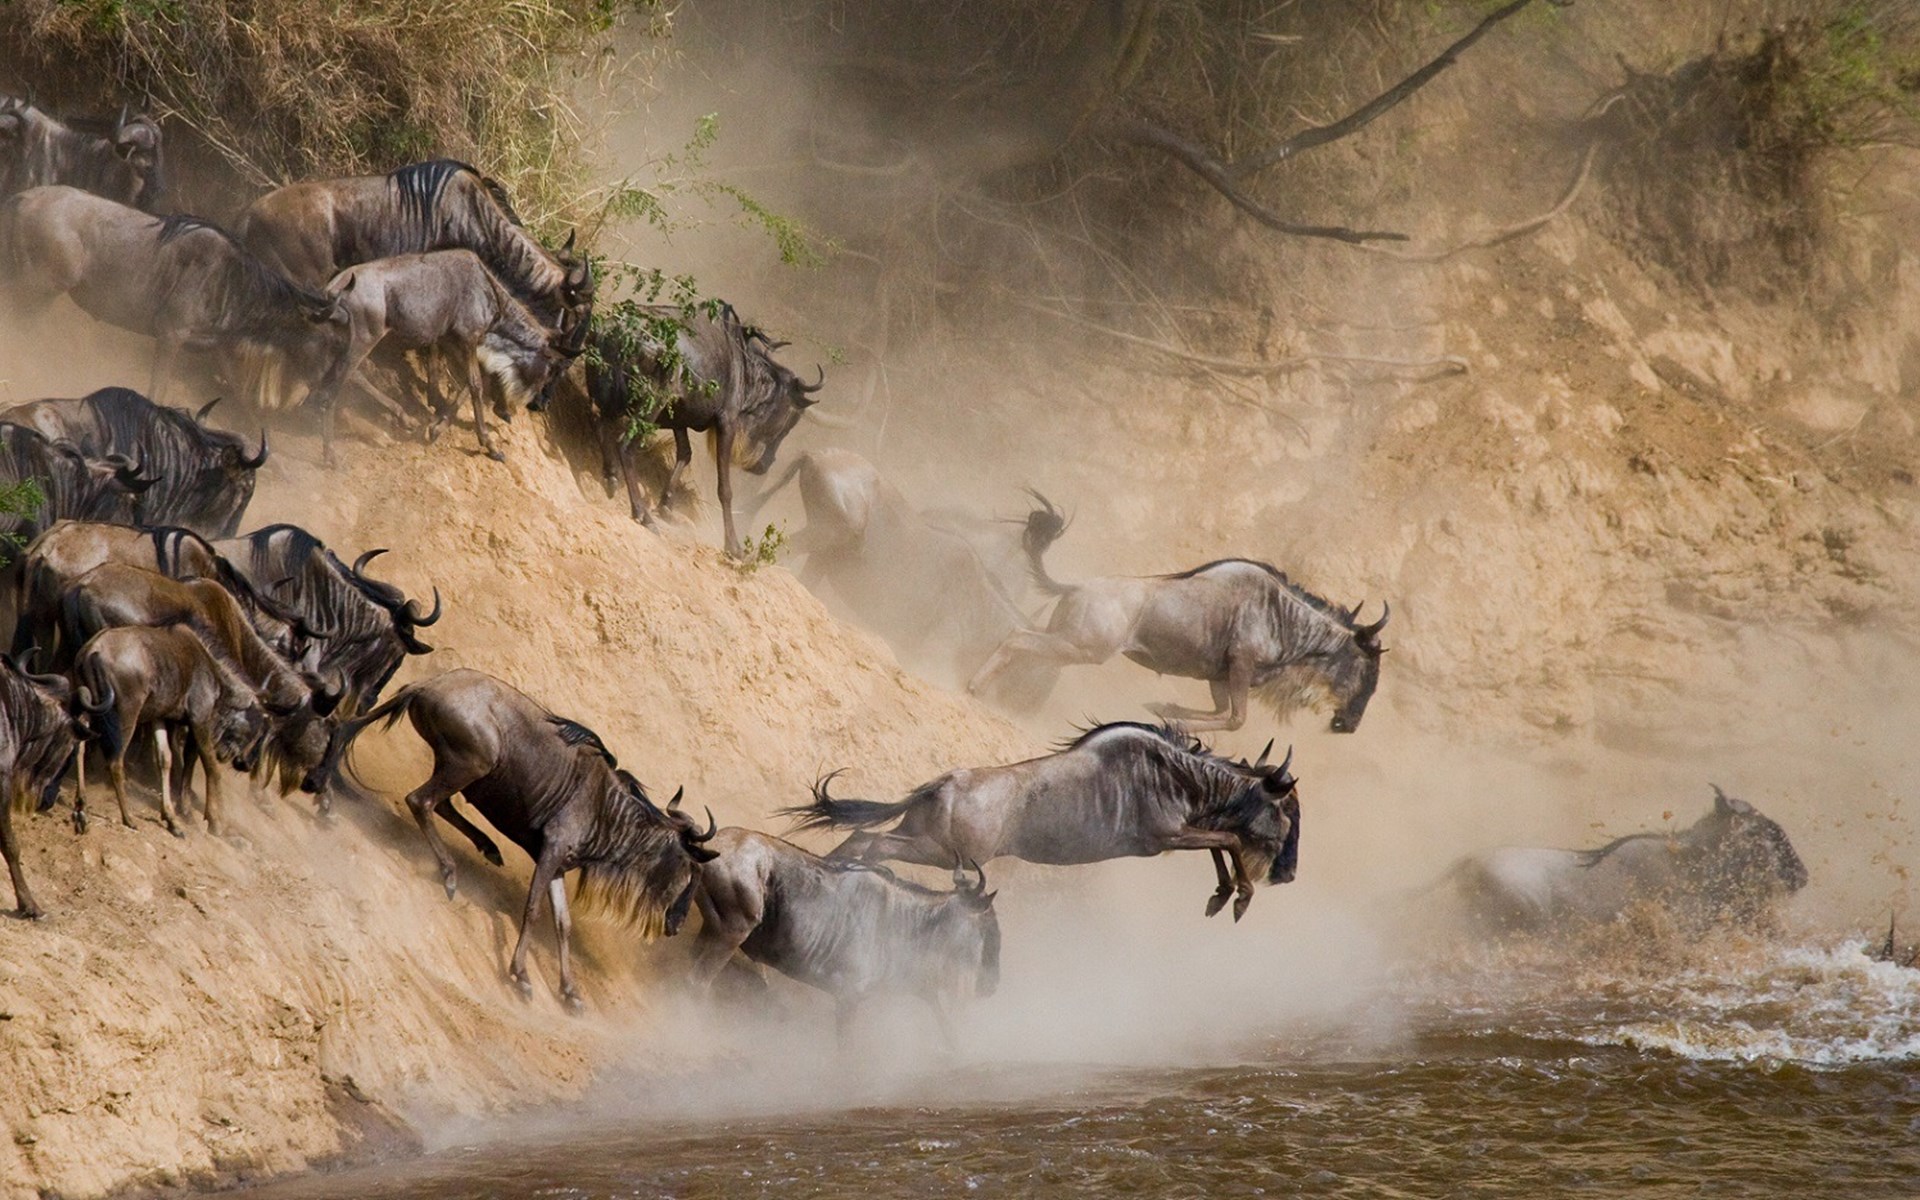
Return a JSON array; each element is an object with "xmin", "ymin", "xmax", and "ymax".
[
  {"xmin": 1229, "ymin": 740, "xmax": 1301, "ymax": 885},
  {"xmin": 948, "ymin": 860, "xmax": 1001, "ymax": 998},
  {"xmin": 1327, "ymin": 601, "xmax": 1389, "ymax": 734},
  {"xmin": 213, "ymin": 693, "xmax": 269, "ymax": 775},
  {"xmin": 1688, "ymin": 784, "xmax": 1809, "ymax": 912},
  {"xmin": 111, "ymin": 106, "xmax": 164, "ymax": 201},
  {"xmin": 0, "ymin": 94, "xmax": 25, "ymax": 147},
  {"xmin": 737, "ymin": 332, "xmax": 823, "ymax": 475}
]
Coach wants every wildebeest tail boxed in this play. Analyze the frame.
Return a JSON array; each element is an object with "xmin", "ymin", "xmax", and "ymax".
[
  {"xmin": 778, "ymin": 770, "xmax": 922, "ymax": 833},
  {"xmin": 300, "ymin": 682, "xmax": 420, "ymax": 795},
  {"xmin": 72, "ymin": 653, "xmax": 123, "ymax": 761},
  {"xmin": 1019, "ymin": 488, "xmax": 1072, "ymax": 596}
]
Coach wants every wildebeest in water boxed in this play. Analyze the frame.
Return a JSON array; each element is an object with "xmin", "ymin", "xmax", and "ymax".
[
  {"xmin": 784, "ymin": 723, "xmax": 1300, "ymax": 920},
  {"xmin": 969, "ymin": 494, "xmax": 1388, "ymax": 733},
  {"xmin": 1441, "ymin": 785, "xmax": 1810, "ymax": 934},
  {"xmin": 302, "ymin": 669, "xmax": 718, "ymax": 1008},
  {"xmin": 692, "ymin": 829, "xmax": 1000, "ymax": 1041}
]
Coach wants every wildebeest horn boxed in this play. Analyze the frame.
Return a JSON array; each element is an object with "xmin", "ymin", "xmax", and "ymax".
[
  {"xmin": 666, "ymin": 786, "xmax": 683, "ymax": 810},
  {"xmin": 696, "ymin": 806, "xmax": 716, "ymax": 843},
  {"xmin": 196, "ymin": 397, "xmax": 221, "ymax": 421},
  {"xmin": 1353, "ymin": 601, "xmax": 1390, "ymax": 641},
  {"xmin": 404, "ymin": 586, "xmax": 442, "ymax": 627},
  {"xmin": 1254, "ymin": 738, "xmax": 1274, "ymax": 768},
  {"xmin": 798, "ymin": 366, "xmax": 825, "ymax": 395},
  {"xmin": 15, "ymin": 648, "xmax": 66, "ymax": 691},
  {"xmin": 351, "ymin": 547, "xmax": 388, "ymax": 576},
  {"xmin": 240, "ymin": 428, "xmax": 269, "ymax": 469},
  {"xmin": 561, "ymin": 229, "xmax": 576, "ymax": 254},
  {"xmin": 1711, "ymin": 783, "xmax": 1731, "ymax": 813},
  {"xmin": 117, "ymin": 103, "xmax": 129, "ymax": 130},
  {"xmin": 1279, "ymin": 745, "xmax": 1294, "ymax": 777}
]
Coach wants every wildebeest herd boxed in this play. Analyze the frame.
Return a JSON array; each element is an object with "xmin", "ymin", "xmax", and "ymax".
[{"xmin": 0, "ymin": 94, "xmax": 1814, "ymax": 1034}]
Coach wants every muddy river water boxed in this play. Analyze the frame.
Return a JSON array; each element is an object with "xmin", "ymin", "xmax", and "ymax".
[{"xmin": 233, "ymin": 940, "xmax": 1919, "ymax": 1200}]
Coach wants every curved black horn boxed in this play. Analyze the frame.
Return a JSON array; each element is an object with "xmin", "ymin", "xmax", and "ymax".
[
  {"xmin": 10, "ymin": 647, "xmax": 38, "ymax": 673},
  {"xmin": 1279, "ymin": 745, "xmax": 1294, "ymax": 777},
  {"xmin": 1353, "ymin": 601, "xmax": 1390, "ymax": 640},
  {"xmin": 240, "ymin": 428, "xmax": 269, "ymax": 469},
  {"xmin": 404, "ymin": 586, "xmax": 442, "ymax": 627},
  {"xmin": 667, "ymin": 786, "xmax": 684, "ymax": 811},
  {"xmin": 351, "ymin": 547, "xmax": 388, "ymax": 577},
  {"xmin": 561, "ymin": 229, "xmax": 576, "ymax": 254},
  {"xmin": 798, "ymin": 365, "xmax": 825, "ymax": 394},
  {"xmin": 697, "ymin": 806, "xmax": 717, "ymax": 842},
  {"xmin": 1255, "ymin": 738, "xmax": 1274, "ymax": 768},
  {"xmin": 117, "ymin": 102, "xmax": 129, "ymax": 130},
  {"xmin": 196, "ymin": 397, "xmax": 221, "ymax": 421}
]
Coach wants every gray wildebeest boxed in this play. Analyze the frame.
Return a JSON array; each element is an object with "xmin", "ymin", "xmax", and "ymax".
[
  {"xmin": 785, "ymin": 723, "xmax": 1301, "ymax": 921},
  {"xmin": 584, "ymin": 308, "xmax": 823, "ymax": 558},
  {"xmin": 1, "ymin": 389, "xmax": 267, "ymax": 535},
  {"xmin": 301, "ymin": 669, "xmax": 717, "ymax": 1008},
  {"xmin": 0, "ymin": 187, "xmax": 342, "ymax": 402},
  {"xmin": 748, "ymin": 449, "xmax": 1046, "ymax": 701},
  {"xmin": 0, "ymin": 650, "xmax": 91, "ymax": 917},
  {"xmin": 0, "ymin": 424, "xmax": 153, "ymax": 543},
  {"xmin": 1441, "ymin": 785, "xmax": 1810, "ymax": 935},
  {"xmin": 71, "ymin": 625, "xmax": 267, "ymax": 837},
  {"xmin": 968, "ymin": 494, "xmax": 1389, "ymax": 733},
  {"xmin": 692, "ymin": 829, "xmax": 1000, "ymax": 1041},
  {"xmin": 314, "ymin": 250, "xmax": 579, "ymax": 463},
  {"xmin": 235, "ymin": 160, "xmax": 593, "ymax": 337},
  {"xmin": 0, "ymin": 97, "xmax": 163, "ymax": 209},
  {"xmin": 215, "ymin": 524, "xmax": 439, "ymax": 721}
]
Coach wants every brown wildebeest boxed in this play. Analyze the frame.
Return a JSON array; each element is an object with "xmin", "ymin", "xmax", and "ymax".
[
  {"xmin": 968, "ymin": 494, "xmax": 1389, "ymax": 733},
  {"xmin": 1440, "ymin": 785, "xmax": 1810, "ymax": 935},
  {"xmin": 313, "ymin": 249, "xmax": 579, "ymax": 463},
  {"xmin": 785, "ymin": 723, "xmax": 1300, "ymax": 921},
  {"xmin": 1, "ymin": 389, "xmax": 267, "ymax": 536},
  {"xmin": 0, "ymin": 187, "xmax": 342, "ymax": 402},
  {"xmin": 693, "ymin": 830, "xmax": 1000, "ymax": 1041},
  {"xmin": 584, "ymin": 307, "xmax": 823, "ymax": 558},
  {"xmin": 71, "ymin": 625, "xmax": 268, "ymax": 837},
  {"xmin": 301, "ymin": 669, "xmax": 717, "ymax": 1008},
  {"xmin": 0, "ymin": 97, "xmax": 163, "ymax": 209},
  {"xmin": 0, "ymin": 650, "xmax": 91, "ymax": 917},
  {"xmin": 235, "ymin": 160, "xmax": 593, "ymax": 336}
]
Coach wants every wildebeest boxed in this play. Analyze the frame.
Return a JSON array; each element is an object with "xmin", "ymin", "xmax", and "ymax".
[
  {"xmin": 1441, "ymin": 785, "xmax": 1810, "ymax": 934},
  {"xmin": 968, "ymin": 495, "xmax": 1389, "ymax": 733},
  {"xmin": 58, "ymin": 564, "xmax": 341, "ymax": 783},
  {"xmin": 585, "ymin": 307, "xmax": 823, "ymax": 557},
  {"xmin": 0, "ymin": 389, "xmax": 267, "ymax": 535},
  {"xmin": 11, "ymin": 519, "xmax": 324, "ymax": 669},
  {"xmin": 784, "ymin": 723, "xmax": 1301, "ymax": 921},
  {"xmin": 0, "ymin": 186, "xmax": 342, "ymax": 402},
  {"xmin": 214, "ymin": 524, "xmax": 438, "ymax": 720},
  {"xmin": 693, "ymin": 829, "xmax": 1000, "ymax": 1039},
  {"xmin": 313, "ymin": 250, "xmax": 579, "ymax": 463},
  {"xmin": 235, "ymin": 160, "xmax": 593, "ymax": 336},
  {"xmin": 0, "ymin": 423, "xmax": 153, "ymax": 542},
  {"xmin": 71, "ymin": 625, "xmax": 267, "ymax": 837},
  {"xmin": 0, "ymin": 650, "xmax": 90, "ymax": 917},
  {"xmin": 748, "ymin": 449, "xmax": 1052, "ymax": 704},
  {"xmin": 0, "ymin": 97, "xmax": 164, "ymax": 209},
  {"xmin": 302, "ymin": 669, "xmax": 717, "ymax": 1008}
]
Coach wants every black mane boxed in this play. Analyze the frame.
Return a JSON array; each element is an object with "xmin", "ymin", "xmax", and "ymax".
[{"xmin": 1161, "ymin": 558, "xmax": 1353, "ymax": 626}]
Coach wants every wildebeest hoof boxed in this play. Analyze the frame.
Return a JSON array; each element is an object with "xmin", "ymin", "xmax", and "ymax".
[
  {"xmin": 72, "ymin": 811, "xmax": 88, "ymax": 835},
  {"xmin": 562, "ymin": 991, "xmax": 585, "ymax": 1015},
  {"xmin": 442, "ymin": 874, "xmax": 459, "ymax": 900},
  {"xmin": 1232, "ymin": 894, "xmax": 1252, "ymax": 922},
  {"xmin": 485, "ymin": 448, "xmax": 505, "ymax": 463},
  {"xmin": 512, "ymin": 974, "xmax": 534, "ymax": 1001},
  {"xmin": 482, "ymin": 846, "xmax": 504, "ymax": 867},
  {"xmin": 1204, "ymin": 891, "xmax": 1230, "ymax": 918},
  {"xmin": 425, "ymin": 422, "xmax": 446, "ymax": 444},
  {"xmin": 167, "ymin": 825, "xmax": 187, "ymax": 840}
]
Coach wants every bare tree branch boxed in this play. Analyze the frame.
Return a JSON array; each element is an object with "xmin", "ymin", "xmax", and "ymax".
[{"xmin": 1230, "ymin": 0, "xmax": 1557, "ymax": 181}]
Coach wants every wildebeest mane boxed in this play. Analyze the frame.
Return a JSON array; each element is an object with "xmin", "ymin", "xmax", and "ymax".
[
  {"xmin": 1060, "ymin": 720, "xmax": 1277, "ymax": 826},
  {"xmin": 384, "ymin": 159, "xmax": 564, "ymax": 320},
  {"xmin": 547, "ymin": 714, "xmax": 617, "ymax": 764},
  {"xmin": 1574, "ymin": 831, "xmax": 1665, "ymax": 869},
  {"xmin": 1163, "ymin": 558, "xmax": 1356, "ymax": 627},
  {"xmin": 71, "ymin": 388, "xmax": 260, "ymax": 534},
  {"xmin": 154, "ymin": 214, "xmax": 331, "ymax": 334}
]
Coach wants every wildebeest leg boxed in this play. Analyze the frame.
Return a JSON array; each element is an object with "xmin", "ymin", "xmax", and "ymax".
[
  {"xmin": 403, "ymin": 766, "xmax": 484, "ymax": 898},
  {"xmin": 548, "ymin": 874, "xmax": 583, "ymax": 1011},
  {"xmin": 660, "ymin": 427, "xmax": 693, "ymax": 515},
  {"xmin": 1205, "ymin": 848, "xmax": 1236, "ymax": 918},
  {"xmin": 690, "ymin": 884, "xmax": 755, "ymax": 990},
  {"xmin": 1147, "ymin": 666, "xmax": 1249, "ymax": 733},
  {"xmin": 715, "ymin": 425, "xmax": 741, "ymax": 558},
  {"xmin": 506, "ymin": 848, "xmax": 565, "ymax": 1002},
  {"xmin": 0, "ymin": 777, "xmax": 43, "ymax": 919},
  {"xmin": 465, "ymin": 349, "xmax": 504, "ymax": 462},
  {"xmin": 1164, "ymin": 829, "xmax": 1256, "ymax": 919},
  {"xmin": 823, "ymin": 830, "xmax": 960, "ymax": 869},
  {"xmin": 967, "ymin": 629, "xmax": 1109, "ymax": 697},
  {"xmin": 435, "ymin": 804, "xmax": 504, "ymax": 866},
  {"xmin": 106, "ymin": 734, "xmax": 138, "ymax": 832},
  {"xmin": 154, "ymin": 727, "xmax": 184, "ymax": 838},
  {"xmin": 167, "ymin": 726, "xmax": 197, "ymax": 825},
  {"xmin": 189, "ymin": 725, "xmax": 227, "ymax": 836},
  {"xmin": 613, "ymin": 427, "xmax": 658, "ymax": 525}
]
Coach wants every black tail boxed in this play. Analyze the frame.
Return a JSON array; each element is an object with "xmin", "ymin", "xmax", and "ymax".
[
  {"xmin": 1020, "ymin": 489, "xmax": 1072, "ymax": 596},
  {"xmin": 301, "ymin": 683, "xmax": 419, "ymax": 795},
  {"xmin": 74, "ymin": 654, "xmax": 123, "ymax": 763},
  {"xmin": 778, "ymin": 771, "xmax": 920, "ymax": 834}
]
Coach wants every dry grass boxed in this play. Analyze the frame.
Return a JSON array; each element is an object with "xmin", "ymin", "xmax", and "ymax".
[{"xmin": 0, "ymin": 0, "xmax": 667, "ymax": 226}]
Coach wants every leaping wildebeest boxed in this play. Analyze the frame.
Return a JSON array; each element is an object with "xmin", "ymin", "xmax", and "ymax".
[
  {"xmin": 0, "ymin": 650, "xmax": 89, "ymax": 917},
  {"xmin": 0, "ymin": 187, "xmax": 343, "ymax": 402},
  {"xmin": 70, "ymin": 625, "xmax": 267, "ymax": 837},
  {"xmin": 301, "ymin": 669, "xmax": 718, "ymax": 1008},
  {"xmin": 784, "ymin": 722, "xmax": 1301, "ymax": 921},
  {"xmin": 693, "ymin": 829, "xmax": 1000, "ymax": 1040},
  {"xmin": 235, "ymin": 159, "xmax": 594, "ymax": 336},
  {"xmin": 0, "ymin": 388, "xmax": 267, "ymax": 535},
  {"xmin": 0, "ymin": 97, "xmax": 164, "ymax": 209},
  {"xmin": 584, "ymin": 307, "xmax": 823, "ymax": 557},
  {"xmin": 312, "ymin": 249, "xmax": 581, "ymax": 463},
  {"xmin": 1439, "ymin": 785, "xmax": 1810, "ymax": 935},
  {"xmin": 967, "ymin": 494, "xmax": 1389, "ymax": 733}
]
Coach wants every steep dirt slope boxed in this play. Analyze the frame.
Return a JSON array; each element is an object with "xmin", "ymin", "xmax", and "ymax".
[{"xmin": 0, "ymin": 416, "xmax": 1036, "ymax": 1200}]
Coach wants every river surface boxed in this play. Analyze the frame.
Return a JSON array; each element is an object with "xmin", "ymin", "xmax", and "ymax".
[{"xmin": 232, "ymin": 940, "xmax": 1920, "ymax": 1200}]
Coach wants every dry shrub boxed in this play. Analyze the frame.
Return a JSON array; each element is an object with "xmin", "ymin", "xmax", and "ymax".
[{"xmin": 0, "ymin": 0, "xmax": 666, "ymax": 223}]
